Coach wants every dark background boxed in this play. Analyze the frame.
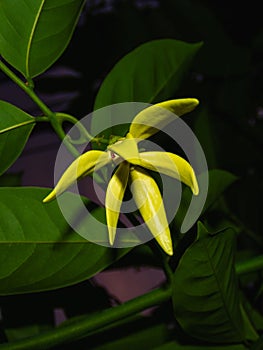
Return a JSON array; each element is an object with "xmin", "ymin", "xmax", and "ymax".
[{"xmin": 0, "ymin": 0, "xmax": 262, "ymax": 346}]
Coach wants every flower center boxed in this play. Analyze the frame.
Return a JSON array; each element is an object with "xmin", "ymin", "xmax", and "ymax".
[
  {"xmin": 108, "ymin": 150, "xmax": 122, "ymax": 164},
  {"xmin": 111, "ymin": 151, "xmax": 117, "ymax": 159}
]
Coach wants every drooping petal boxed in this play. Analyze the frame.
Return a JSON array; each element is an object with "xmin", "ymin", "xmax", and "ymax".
[
  {"xmin": 43, "ymin": 150, "xmax": 110, "ymax": 202},
  {"xmin": 132, "ymin": 151, "xmax": 199, "ymax": 195},
  {"xmin": 129, "ymin": 98, "xmax": 199, "ymax": 139},
  {"xmin": 105, "ymin": 162, "xmax": 130, "ymax": 245},
  {"xmin": 129, "ymin": 166, "xmax": 173, "ymax": 256},
  {"xmin": 107, "ymin": 134, "xmax": 140, "ymax": 162}
]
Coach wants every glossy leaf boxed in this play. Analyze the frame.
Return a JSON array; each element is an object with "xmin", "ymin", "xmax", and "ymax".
[
  {"xmin": 92, "ymin": 39, "xmax": 202, "ymax": 141},
  {"xmin": 172, "ymin": 222, "xmax": 258, "ymax": 343},
  {"xmin": 0, "ymin": 101, "xmax": 35, "ymax": 175},
  {"xmin": 94, "ymin": 39, "xmax": 202, "ymax": 108},
  {"xmin": 0, "ymin": 187, "xmax": 129, "ymax": 295},
  {"xmin": 0, "ymin": 0, "xmax": 85, "ymax": 78}
]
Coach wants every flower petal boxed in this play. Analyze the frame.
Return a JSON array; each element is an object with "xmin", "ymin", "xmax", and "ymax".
[
  {"xmin": 43, "ymin": 150, "xmax": 110, "ymax": 202},
  {"xmin": 107, "ymin": 135, "xmax": 140, "ymax": 162},
  {"xmin": 130, "ymin": 166, "xmax": 173, "ymax": 256},
  {"xmin": 105, "ymin": 162, "xmax": 130, "ymax": 245},
  {"xmin": 133, "ymin": 151, "xmax": 199, "ymax": 195},
  {"xmin": 129, "ymin": 98, "xmax": 199, "ymax": 139}
]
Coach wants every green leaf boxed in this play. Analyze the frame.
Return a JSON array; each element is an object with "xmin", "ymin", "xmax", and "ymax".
[
  {"xmin": 172, "ymin": 222, "xmax": 258, "ymax": 344},
  {"xmin": 251, "ymin": 336, "xmax": 263, "ymax": 350},
  {"xmin": 0, "ymin": 187, "xmax": 130, "ymax": 295},
  {"xmin": 236, "ymin": 255, "xmax": 263, "ymax": 276},
  {"xmin": 5, "ymin": 325, "xmax": 48, "ymax": 342},
  {"xmin": 89, "ymin": 321, "xmax": 171, "ymax": 350},
  {"xmin": 94, "ymin": 39, "xmax": 202, "ymax": 108},
  {"xmin": 0, "ymin": 0, "xmax": 85, "ymax": 78},
  {"xmin": 193, "ymin": 108, "xmax": 218, "ymax": 169},
  {"xmin": 0, "ymin": 101, "xmax": 35, "ymax": 175},
  {"xmin": 154, "ymin": 341, "xmax": 247, "ymax": 350},
  {"xmin": 92, "ymin": 39, "xmax": 202, "ymax": 142}
]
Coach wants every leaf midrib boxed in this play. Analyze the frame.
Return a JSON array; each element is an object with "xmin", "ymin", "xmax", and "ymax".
[
  {"xmin": 148, "ymin": 41, "xmax": 200, "ymax": 103},
  {"xmin": 26, "ymin": 0, "xmax": 45, "ymax": 77}
]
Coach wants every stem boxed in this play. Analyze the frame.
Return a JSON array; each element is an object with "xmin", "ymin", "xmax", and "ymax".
[
  {"xmin": 0, "ymin": 286, "xmax": 172, "ymax": 350},
  {"xmin": 0, "ymin": 59, "xmax": 79, "ymax": 158},
  {"xmin": 0, "ymin": 59, "xmax": 51, "ymax": 116},
  {"xmin": 162, "ymin": 256, "xmax": 174, "ymax": 284},
  {"xmin": 236, "ymin": 255, "xmax": 263, "ymax": 275},
  {"xmin": 55, "ymin": 112, "xmax": 94, "ymax": 144}
]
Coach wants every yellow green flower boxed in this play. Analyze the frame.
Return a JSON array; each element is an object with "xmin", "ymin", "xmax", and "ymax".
[{"xmin": 43, "ymin": 98, "xmax": 199, "ymax": 255}]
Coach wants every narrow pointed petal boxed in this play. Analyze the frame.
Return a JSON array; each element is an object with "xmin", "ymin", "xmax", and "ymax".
[
  {"xmin": 129, "ymin": 98, "xmax": 199, "ymax": 139},
  {"xmin": 130, "ymin": 167, "xmax": 173, "ymax": 256},
  {"xmin": 132, "ymin": 151, "xmax": 199, "ymax": 195},
  {"xmin": 107, "ymin": 135, "xmax": 140, "ymax": 162},
  {"xmin": 43, "ymin": 150, "xmax": 110, "ymax": 203},
  {"xmin": 105, "ymin": 162, "xmax": 130, "ymax": 245}
]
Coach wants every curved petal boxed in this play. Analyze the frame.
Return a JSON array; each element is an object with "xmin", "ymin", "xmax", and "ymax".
[
  {"xmin": 133, "ymin": 151, "xmax": 199, "ymax": 195},
  {"xmin": 107, "ymin": 135, "xmax": 140, "ymax": 162},
  {"xmin": 105, "ymin": 162, "xmax": 130, "ymax": 245},
  {"xmin": 129, "ymin": 98, "xmax": 199, "ymax": 140},
  {"xmin": 43, "ymin": 150, "xmax": 110, "ymax": 202},
  {"xmin": 130, "ymin": 166, "xmax": 173, "ymax": 256}
]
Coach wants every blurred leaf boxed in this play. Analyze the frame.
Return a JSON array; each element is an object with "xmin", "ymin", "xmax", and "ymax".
[
  {"xmin": 236, "ymin": 255, "xmax": 263, "ymax": 276},
  {"xmin": 193, "ymin": 108, "xmax": 218, "ymax": 169},
  {"xmin": 5, "ymin": 325, "xmax": 50, "ymax": 342},
  {"xmin": 0, "ymin": 101, "xmax": 35, "ymax": 175},
  {"xmin": 154, "ymin": 341, "xmax": 247, "ymax": 350},
  {"xmin": 0, "ymin": 0, "xmax": 85, "ymax": 78},
  {"xmin": 162, "ymin": 0, "xmax": 250, "ymax": 77},
  {"xmin": 0, "ymin": 187, "xmax": 130, "ymax": 295},
  {"xmin": 92, "ymin": 39, "xmax": 202, "ymax": 142},
  {"xmin": 172, "ymin": 222, "xmax": 258, "ymax": 343},
  {"xmin": 250, "ymin": 337, "xmax": 263, "ymax": 350}
]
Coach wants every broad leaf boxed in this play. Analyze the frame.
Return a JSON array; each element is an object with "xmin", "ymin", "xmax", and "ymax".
[
  {"xmin": 0, "ymin": 101, "xmax": 35, "ymax": 175},
  {"xmin": 0, "ymin": 187, "xmax": 130, "ymax": 295},
  {"xmin": 94, "ymin": 39, "xmax": 202, "ymax": 108},
  {"xmin": 0, "ymin": 0, "xmax": 85, "ymax": 78},
  {"xmin": 92, "ymin": 39, "xmax": 202, "ymax": 142},
  {"xmin": 172, "ymin": 222, "xmax": 258, "ymax": 343}
]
